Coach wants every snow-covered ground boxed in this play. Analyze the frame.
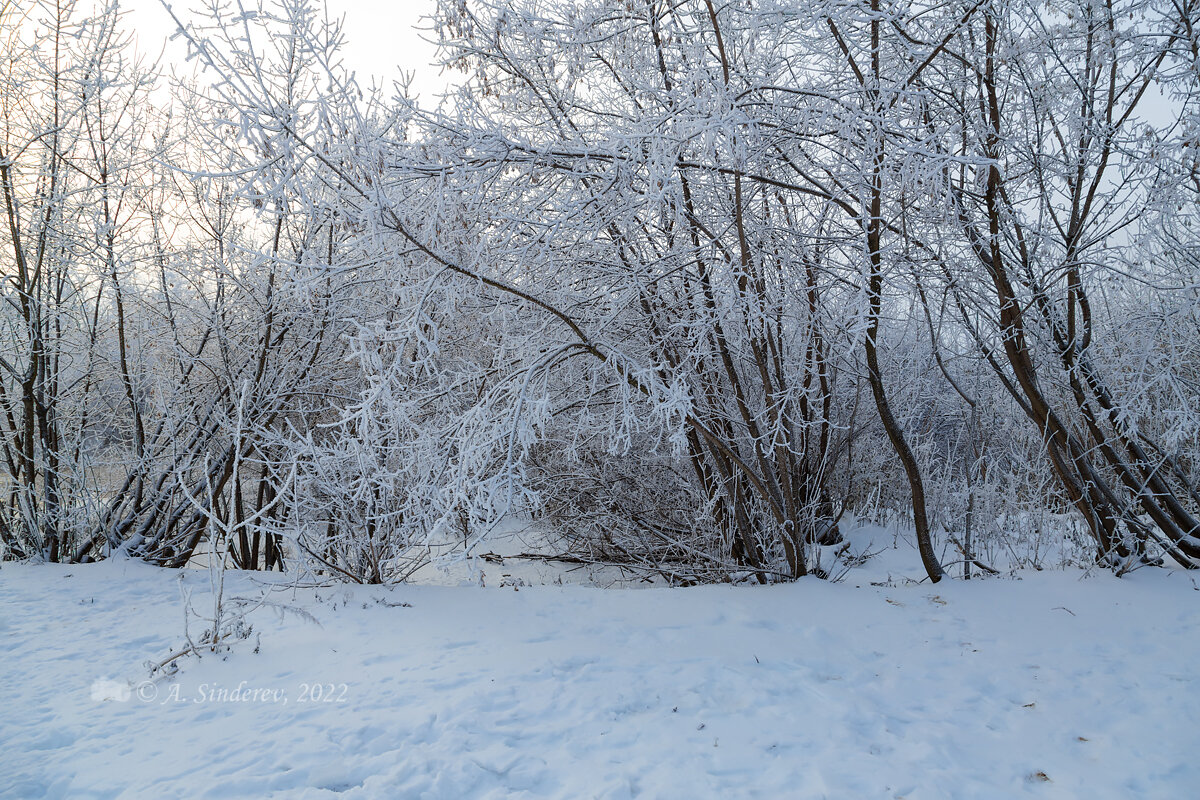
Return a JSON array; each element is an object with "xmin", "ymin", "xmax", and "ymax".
[{"xmin": 3, "ymin": 528, "xmax": 1198, "ymax": 799}]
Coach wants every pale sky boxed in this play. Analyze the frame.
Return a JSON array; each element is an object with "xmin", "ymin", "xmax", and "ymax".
[{"xmin": 119, "ymin": 0, "xmax": 453, "ymax": 102}]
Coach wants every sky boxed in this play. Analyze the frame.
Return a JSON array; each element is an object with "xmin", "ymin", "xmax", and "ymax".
[{"xmin": 119, "ymin": 0, "xmax": 453, "ymax": 102}]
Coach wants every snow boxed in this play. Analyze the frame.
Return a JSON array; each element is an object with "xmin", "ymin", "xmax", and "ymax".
[{"xmin": 2, "ymin": 529, "xmax": 1199, "ymax": 799}]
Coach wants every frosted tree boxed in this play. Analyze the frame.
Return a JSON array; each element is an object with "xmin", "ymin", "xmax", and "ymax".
[
  {"xmin": 922, "ymin": 0, "xmax": 1200, "ymax": 568},
  {"xmin": 0, "ymin": 0, "xmax": 162, "ymax": 561}
]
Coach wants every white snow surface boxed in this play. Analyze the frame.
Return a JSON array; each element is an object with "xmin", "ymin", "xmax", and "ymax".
[{"xmin": 2, "ymin": 527, "xmax": 1199, "ymax": 799}]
